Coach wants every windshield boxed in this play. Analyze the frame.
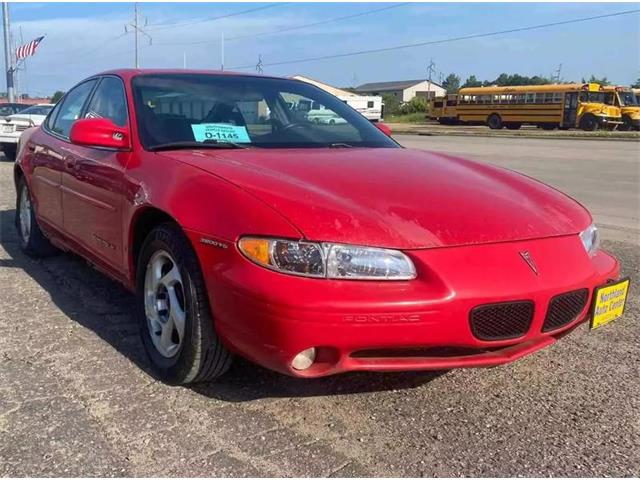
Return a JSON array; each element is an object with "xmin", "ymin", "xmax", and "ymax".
[
  {"xmin": 18, "ymin": 105, "xmax": 53, "ymax": 115},
  {"xmin": 579, "ymin": 91, "xmax": 615, "ymax": 105},
  {"xmin": 131, "ymin": 74, "xmax": 397, "ymax": 150},
  {"xmin": 619, "ymin": 91, "xmax": 639, "ymax": 106}
]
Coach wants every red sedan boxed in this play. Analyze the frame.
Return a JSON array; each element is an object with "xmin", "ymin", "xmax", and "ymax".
[{"xmin": 14, "ymin": 69, "xmax": 628, "ymax": 383}]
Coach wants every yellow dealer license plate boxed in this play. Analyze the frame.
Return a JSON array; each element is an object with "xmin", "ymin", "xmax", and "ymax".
[{"xmin": 590, "ymin": 278, "xmax": 630, "ymax": 329}]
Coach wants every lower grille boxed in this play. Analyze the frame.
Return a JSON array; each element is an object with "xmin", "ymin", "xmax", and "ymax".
[
  {"xmin": 470, "ymin": 301, "xmax": 534, "ymax": 341},
  {"xmin": 543, "ymin": 289, "xmax": 589, "ymax": 332}
]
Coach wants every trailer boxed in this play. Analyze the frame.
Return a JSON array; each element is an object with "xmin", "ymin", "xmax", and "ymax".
[{"xmin": 339, "ymin": 95, "xmax": 383, "ymax": 122}]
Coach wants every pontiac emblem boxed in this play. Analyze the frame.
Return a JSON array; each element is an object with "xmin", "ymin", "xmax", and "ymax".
[{"xmin": 519, "ymin": 251, "xmax": 538, "ymax": 276}]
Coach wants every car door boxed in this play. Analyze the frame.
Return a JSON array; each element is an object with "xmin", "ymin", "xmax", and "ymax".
[
  {"xmin": 60, "ymin": 75, "xmax": 131, "ymax": 272},
  {"xmin": 30, "ymin": 80, "xmax": 98, "ymax": 230}
]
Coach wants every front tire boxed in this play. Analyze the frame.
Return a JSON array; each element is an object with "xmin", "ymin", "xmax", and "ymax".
[
  {"xmin": 15, "ymin": 177, "xmax": 57, "ymax": 257},
  {"xmin": 137, "ymin": 223, "xmax": 232, "ymax": 384},
  {"xmin": 618, "ymin": 115, "xmax": 632, "ymax": 131}
]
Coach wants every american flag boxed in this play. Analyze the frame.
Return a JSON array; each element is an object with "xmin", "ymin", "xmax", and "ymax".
[{"xmin": 15, "ymin": 36, "xmax": 44, "ymax": 60}]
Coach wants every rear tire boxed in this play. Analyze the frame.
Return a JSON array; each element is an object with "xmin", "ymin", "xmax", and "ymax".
[
  {"xmin": 15, "ymin": 177, "xmax": 58, "ymax": 257},
  {"xmin": 579, "ymin": 114, "xmax": 599, "ymax": 132},
  {"xmin": 137, "ymin": 223, "xmax": 232, "ymax": 384},
  {"xmin": 487, "ymin": 114, "xmax": 502, "ymax": 130}
]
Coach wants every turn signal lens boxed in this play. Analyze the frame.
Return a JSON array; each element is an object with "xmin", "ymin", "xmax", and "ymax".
[{"xmin": 238, "ymin": 238, "xmax": 270, "ymax": 265}]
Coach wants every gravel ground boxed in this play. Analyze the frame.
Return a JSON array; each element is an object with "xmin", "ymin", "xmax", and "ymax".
[{"xmin": 0, "ymin": 136, "xmax": 638, "ymax": 477}]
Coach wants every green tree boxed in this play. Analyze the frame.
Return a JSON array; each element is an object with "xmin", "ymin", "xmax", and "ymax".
[
  {"xmin": 582, "ymin": 75, "xmax": 610, "ymax": 86},
  {"xmin": 462, "ymin": 75, "xmax": 482, "ymax": 88},
  {"xmin": 399, "ymin": 96, "xmax": 428, "ymax": 114},
  {"xmin": 442, "ymin": 73, "xmax": 461, "ymax": 94},
  {"xmin": 490, "ymin": 73, "xmax": 551, "ymax": 86},
  {"xmin": 51, "ymin": 90, "xmax": 65, "ymax": 103},
  {"xmin": 631, "ymin": 78, "xmax": 640, "ymax": 88},
  {"xmin": 381, "ymin": 93, "xmax": 401, "ymax": 115}
]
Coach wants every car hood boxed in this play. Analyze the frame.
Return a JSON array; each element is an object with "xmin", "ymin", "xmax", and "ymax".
[{"xmin": 161, "ymin": 147, "xmax": 592, "ymax": 249}]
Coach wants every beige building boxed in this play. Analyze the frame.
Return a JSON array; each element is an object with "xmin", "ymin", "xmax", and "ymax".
[
  {"xmin": 290, "ymin": 75, "xmax": 358, "ymax": 97},
  {"xmin": 355, "ymin": 79, "xmax": 446, "ymax": 102}
]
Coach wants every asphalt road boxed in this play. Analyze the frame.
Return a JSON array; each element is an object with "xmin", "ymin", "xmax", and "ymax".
[{"xmin": 0, "ymin": 136, "xmax": 639, "ymax": 476}]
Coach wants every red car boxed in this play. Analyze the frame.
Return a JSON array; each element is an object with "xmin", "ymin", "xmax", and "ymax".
[{"xmin": 14, "ymin": 69, "xmax": 628, "ymax": 384}]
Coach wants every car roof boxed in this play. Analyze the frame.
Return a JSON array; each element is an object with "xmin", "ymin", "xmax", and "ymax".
[{"xmin": 92, "ymin": 68, "xmax": 292, "ymax": 83}]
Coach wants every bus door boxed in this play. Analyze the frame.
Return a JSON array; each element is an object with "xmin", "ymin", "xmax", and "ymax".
[{"xmin": 562, "ymin": 92, "xmax": 579, "ymax": 128}]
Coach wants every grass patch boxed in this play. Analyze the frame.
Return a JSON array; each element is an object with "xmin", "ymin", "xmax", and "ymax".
[{"xmin": 385, "ymin": 113, "xmax": 428, "ymax": 123}]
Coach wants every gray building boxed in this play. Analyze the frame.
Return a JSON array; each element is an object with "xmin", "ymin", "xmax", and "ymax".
[{"xmin": 355, "ymin": 79, "xmax": 446, "ymax": 102}]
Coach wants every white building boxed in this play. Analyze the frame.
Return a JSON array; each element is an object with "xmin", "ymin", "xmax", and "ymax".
[{"xmin": 355, "ymin": 79, "xmax": 446, "ymax": 102}]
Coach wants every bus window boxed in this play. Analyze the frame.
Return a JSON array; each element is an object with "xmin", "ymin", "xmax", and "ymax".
[
  {"xmin": 543, "ymin": 93, "xmax": 554, "ymax": 103},
  {"xmin": 553, "ymin": 92, "xmax": 562, "ymax": 103},
  {"xmin": 526, "ymin": 93, "xmax": 535, "ymax": 103}
]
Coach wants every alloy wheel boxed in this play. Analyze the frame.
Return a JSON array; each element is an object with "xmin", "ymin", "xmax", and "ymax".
[
  {"xmin": 18, "ymin": 187, "xmax": 31, "ymax": 244},
  {"xmin": 144, "ymin": 250, "xmax": 187, "ymax": 358}
]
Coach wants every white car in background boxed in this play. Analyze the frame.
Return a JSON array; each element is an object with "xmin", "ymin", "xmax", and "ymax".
[
  {"xmin": 0, "ymin": 103, "xmax": 55, "ymax": 161},
  {"xmin": 306, "ymin": 109, "xmax": 348, "ymax": 125}
]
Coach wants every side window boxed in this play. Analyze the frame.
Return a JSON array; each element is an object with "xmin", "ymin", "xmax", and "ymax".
[
  {"xmin": 50, "ymin": 80, "xmax": 97, "ymax": 138},
  {"xmin": 85, "ymin": 77, "xmax": 128, "ymax": 127}
]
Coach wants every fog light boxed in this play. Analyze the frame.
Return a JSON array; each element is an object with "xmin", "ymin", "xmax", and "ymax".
[{"xmin": 291, "ymin": 347, "xmax": 316, "ymax": 370}]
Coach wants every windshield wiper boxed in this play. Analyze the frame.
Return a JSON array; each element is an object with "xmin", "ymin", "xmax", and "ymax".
[
  {"xmin": 149, "ymin": 140, "xmax": 249, "ymax": 152},
  {"xmin": 328, "ymin": 142, "xmax": 354, "ymax": 148}
]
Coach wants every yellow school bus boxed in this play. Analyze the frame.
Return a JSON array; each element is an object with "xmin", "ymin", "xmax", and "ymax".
[
  {"xmin": 602, "ymin": 86, "xmax": 640, "ymax": 130},
  {"xmin": 429, "ymin": 94, "xmax": 459, "ymax": 124},
  {"xmin": 452, "ymin": 83, "xmax": 622, "ymax": 131}
]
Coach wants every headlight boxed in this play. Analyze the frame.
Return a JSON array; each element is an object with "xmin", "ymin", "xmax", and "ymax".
[
  {"xmin": 238, "ymin": 237, "xmax": 416, "ymax": 280},
  {"xmin": 580, "ymin": 223, "xmax": 600, "ymax": 256}
]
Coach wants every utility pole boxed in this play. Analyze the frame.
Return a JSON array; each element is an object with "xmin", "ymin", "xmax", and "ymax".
[
  {"xmin": 553, "ymin": 63, "xmax": 562, "ymax": 84},
  {"xmin": 134, "ymin": 3, "xmax": 138, "ymax": 68},
  {"xmin": 2, "ymin": 2, "xmax": 14, "ymax": 102},
  {"xmin": 220, "ymin": 32, "xmax": 224, "ymax": 71},
  {"xmin": 426, "ymin": 58, "xmax": 436, "ymax": 101},
  {"xmin": 256, "ymin": 54, "xmax": 263, "ymax": 74},
  {"xmin": 125, "ymin": 3, "xmax": 151, "ymax": 68}
]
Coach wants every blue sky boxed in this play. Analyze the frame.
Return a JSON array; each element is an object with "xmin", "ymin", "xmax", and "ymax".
[{"xmin": 8, "ymin": 2, "xmax": 640, "ymax": 96}]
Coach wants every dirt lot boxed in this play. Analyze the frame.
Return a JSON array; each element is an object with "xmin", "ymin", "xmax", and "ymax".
[{"xmin": 0, "ymin": 136, "xmax": 639, "ymax": 477}]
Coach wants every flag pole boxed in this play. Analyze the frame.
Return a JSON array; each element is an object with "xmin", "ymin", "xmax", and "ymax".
[{"xmin": 2, "ymin": 2, "xmax": 15, "ymax": 102}]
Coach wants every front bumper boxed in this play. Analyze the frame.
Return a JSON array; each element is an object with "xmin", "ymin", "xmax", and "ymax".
[
  {"xmin": 0, "ymin": 133, "xmax": 20, "ymax": 144},
  {"xmin": 596, "ymin": 115, "xmax": 623, "ymax": 126},
  {"xmin": 188, "ymin": 232, "xmax": 620, "ymax": 378}
]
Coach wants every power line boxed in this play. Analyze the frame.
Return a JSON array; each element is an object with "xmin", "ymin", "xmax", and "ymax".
[
  {"xmin": 227, "ymin": 9, "xmax": 640, "ymax": 70},
  {"xmin": 155, "ymin": 3, "xmax": 409, "ymax": 47},
  {"xmin": 146, "ymin": 3, "xmax": 286, "ymax": 31}
]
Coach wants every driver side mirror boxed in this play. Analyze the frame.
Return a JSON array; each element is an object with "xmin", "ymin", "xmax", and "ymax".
[
  {"xmin": 374, "ymin": 122, "xmax": 392, "ymax": 137},
  {"xmin": 70, "ymin": 118, "xmax": 130, "ymax": 150}
]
